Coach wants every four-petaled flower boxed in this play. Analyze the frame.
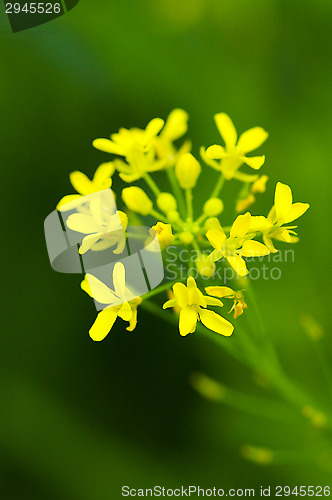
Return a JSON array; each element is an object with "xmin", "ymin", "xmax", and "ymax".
[
  {"xmin": 163, "ymin": 276, "xmax": 234, "ymax": 337},
  {"xmin": 81, "ymin": 262, "xmax": 142, "ymax": 341},
  {"xmin": 201, "ymin": 113, "xmax": 268, "ymax": 181},
  {"xmin": 66, "ymin": 194, "xmax": 128, "ymax": 254},
  {"xmin": 206, "ymin": 212, "xmax": 270, "ymax": 276},
  {"xmin": 249, "ymin": 182, "xmax": 310, "ymax": 253}
]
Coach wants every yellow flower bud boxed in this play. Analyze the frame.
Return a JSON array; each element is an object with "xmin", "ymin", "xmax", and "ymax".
[
  {"xmin": 195, "ymin": 253, "xmax": 215, "ymax": 277},
  {"xmin": 175, "ymin": 153, "xmax": 201, "ymax": 189},
  {"xmin": 150, "ymin": 222, "xmax": 175, "ymax": 250},
  {"xmin": 240, "ymin": 445, "xmax": 273, "ymax": 466},
  {"xmin": 122, "ymin": 187, "xmax": 153, "ymax": 215},
  {"xmin": 203, "ymin": 198, "xmax": 224, "ymax": 217},
  {"xmin": 190, "ymin": 373, "xmax": 225, "ymax": 401},
  {"xmin": 168, "ymin": 210, "xmax": 181, "ymax": 223},
  {"xmin": 179, "ymin": 231, "xmax": 194, "ymax": 245},
  {"xmin": 157, "ymin": 192, "xmax": 177, "ymax": 213}
]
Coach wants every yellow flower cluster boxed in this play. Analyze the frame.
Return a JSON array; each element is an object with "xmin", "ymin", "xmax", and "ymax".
[{"xmin": 57, "ymin": 110, "xmax": 309, "ymax": 341}]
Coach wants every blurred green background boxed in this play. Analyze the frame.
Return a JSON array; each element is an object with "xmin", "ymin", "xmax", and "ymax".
[{"xmin": 1, "ymin": 0, "xmax": 332, "ymax": 498}]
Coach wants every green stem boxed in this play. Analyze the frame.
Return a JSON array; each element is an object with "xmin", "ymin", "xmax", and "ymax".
[
  {"xmin": 150, "ymin": 209, "xmax": 168, "ymax": 224},
  {"xmin": 141, "ymin": 299, "xmax": 332, "ymax": 431},
  {"xmin": 313, "ymin": 340, "xmax": 332, "ymax": 403},
  {"xmin": 190, "ymin": 373, "xmax": 299, "ymax": 423},
  {"xmin": 210, "ymin": 173, "xmax": 225, "ymax": 199},
  {"xmin": 143, "ymin": 172, "xmax": 161, "ymax": 197},
  {"xmin": 185, "ymin": 188, "xmax": 193, "ymax": 221},
  {"xmin": 142, "ymin": 280, "xmax": 178, "ymax": 300},
  {"xmin": 194, "ymin": 213, "xmax": 207, "ymax": 226},
  {"xmin": 166, "ymin": 168, "xmax": 186, "ymax": 217}
]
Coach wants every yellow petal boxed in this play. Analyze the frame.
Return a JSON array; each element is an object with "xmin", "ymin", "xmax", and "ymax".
[
  {"xmin": 161, "ymin": 108, "xmax": 188, "ymax": 142},
  {"xmin": 206, "ymin": 145, "xmax": 227, "ymax": 159},
  {"xmin": 117, "ymin": 301, "xmax": 133, "ymax": 322},
  {"xmin": 145, "ymin": 118, "xmax": 165, "ymax": 142},
  {"xmin": 188, "ymin": 286, "xmax": 207, "ymax": 307},
  {"xmin": 85, "ymin": 274, "xmax": 117, "ymax": 304},
  {"xmin": 179, "ymin": 307, "xmax": 198, "ymax": 336},
  {"xmin": 226, "ymin": 255, "xmax": 249, "ymax": 276},
  {"xmin": 214, "ymin": 113, "xmax": 237, "ymax": 150},
  {"xmin": 230, "ymin": 212, "xmax": 251, "ymax": 238},
  {"xmin": 113, "ymin": 235, "xmax": 127, "ymax": 255},
  {"xmin": 113, "ymin": 262, "xmax": 126, "ymax": 298},
  {"xmin": 186, "ymin": 276, "xmax": 197, "ymax": 289},
  {"xmin": 263, "ymin": 234, "xmax": 278, "ymax": 254},
  {"xmin": 282, "ymin": 202, "xmax": 310, "ymax": 224},
  {"xmin": 241, "ymin": 155, "xmax": 265, "ymax": 170},
  {"xmin": 237, "ymin": 127, "xmax": 268, "ymax": 153},
  {"xmin": 199, "ymin": 309, "xmax": 234, "ymax": 336},
  {"xmin": 81, "ymin": 275, "xmax": 93, "ymax": 297},
  {"xmin": 119, "ymin": 172, "xmax": 141, "ymax": 183},
  {"xmin": 274, "ymin": 182, "xmax": 293, "ymax": 221},
  {"xmin": 92, "ymin": 162, "xmax": 115, "ymax": 186},
  {"xmin": 206, "ymin": 229, "xmax": 227, "ymax": 250},
  {"xmin": 66, "ymin": 214, "xmax": 101, "ymax": 234},
  {"xmin": 200, "ymin": 146, "xmax": 222, "ymax": 170},
  {"xmin": 89, "ymin": 308, "xmax": 118, "ymax": 341},
  {"xmin": 233, "ymin": 171, "xmax": 259, "ymax": 183},
  {"xmin": 163, "ymin": 299, "xmax": 177, "ymax": 309},
  {"xmin": 126, "ymin": 306, "xmax": 138, "ymax": 332},
  {"xmin": 241, "ymin": 240, "xmax": 270, "ymax": 257},
  {"xmin": 249, "ymin": 216, "xmax": 272, "ymax": 233},
  {"xmin": 204, "ymin": 217, "xmax": 223, "ymax": 232},
  {"xmin": 173, "ymin": 282, "xmax": 189, "ymax": 309},
  {"xmin": 204, "ymin": 296, "xmax": 224, "ymax": 307},
  {"xmin": 69, "ymin": 171, "xmax": 94, "ymax": 195},
  {"xmin": 79, "ymin": 233, "xmax": 103, "ymax": 254},
  {"xmin": 205, "ymin": 286, "xmax": 235, "ymax": 298},
  {"xmin": 56, "ymin": 194, "xmax": 83, "ymax": 211},
  {"xmin": 93, "ymin": 138, "xmax": 125, "ymax": 156}
]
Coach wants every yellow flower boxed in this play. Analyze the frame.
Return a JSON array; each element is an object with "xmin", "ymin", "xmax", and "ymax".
[
  {"xmin": 149, "ymin": 222, "xmax": 175, "ymax": 250},
  {"xmin": 93, "ymin": 117, "xmax": 165, "ymax": 158},
  {"xmin": 57, "ymin": 163, "xmax": 115, "ymax": 211},
  {"xmin": 205, "ymin": 286, "xmax": 247, "ymax": 319},
  {"xmin": 202, "ymin": 113, "xmax": 268, "ymax": 180},
  {"xmin": 81, "ymin": 262, "xmax": 142, "ymax": 341},
  {"xmin": 66, "ymin": 203, "xmax": 128, "ymax": 254},
  {"xmin": 163, "ymin": 276, "xmax": 234, "ymax": 337},
  {"xmin": 93, "ymin": 117, "xmax": 166, "ymax": 183},
  {"xmin": 249, "ymin": 182, "xmax": 310, "ymax": 253},
  {"xmin": 175, "ymin": 152, "xmax": 201, "ymax": 189},
  {"xmin": 154, "ymin": 108, "xmax": 191, "ymax": 167},
  {"xmin": 236, "ymin": 175, "xmax": 269, "ymax": 213},
  {"xmin": 205, "ymin": 212, "xmax": 270, "ymax": 276},
  {"xmin": 122, "ymin": 186, "xmax": 153, "ymax": 215}
]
